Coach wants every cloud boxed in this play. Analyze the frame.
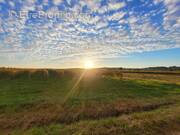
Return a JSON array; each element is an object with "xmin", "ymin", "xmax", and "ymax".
[
  {"xmin": 108, "ymin": 1, "xmax": 126, "ymax": 11},
  {"xmin": 162, "ymin": 0, "xmax": 180, "ymax": 30},
  {"xmin": 0, "ymin": 0, "xmax": 179, "ymax": 66},
  {"xmin": 153, "ymin": 0, "xmax": 163, "ymax": 5},
  {"xmin": 95, "ymin": 20, "xmax": 108, "ymax": 30},
  {"xmin": 108, "ymin": 11, "xmax": 126, "ymax": 21},
  {"xmin": 97, "ymin": 1, "xmax": 126, "ymax": 14},
  {"xmin": 53, "ymin": 0, "xmax": 62, "ymax": 6}
]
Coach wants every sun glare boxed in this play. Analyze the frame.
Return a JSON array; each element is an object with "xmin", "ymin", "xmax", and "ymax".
[{"xmin": 84, "ymin": 60, "xmax": 94, "ymax": 69}]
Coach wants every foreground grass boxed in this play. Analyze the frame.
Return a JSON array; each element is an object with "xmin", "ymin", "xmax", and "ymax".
[
  {"xmin": 0, "ymin": 69, "xmax": 180, "ymax": 134},
  {"xmin": 12, "ymin": 104, "xmax": 180, "ymax": 135}
]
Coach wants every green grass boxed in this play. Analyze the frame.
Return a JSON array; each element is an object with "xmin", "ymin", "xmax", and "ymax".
[
  {"xmin": 0, "ymin": 69, "xmax": 180, "ymax": 134},
  {"xmin": 0, "ymin": 76, "xmax": 179, "ymax": 107}
]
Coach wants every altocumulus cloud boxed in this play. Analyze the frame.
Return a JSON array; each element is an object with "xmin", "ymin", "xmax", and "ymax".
[{"xmin": 0, "ymin": 0, "xmax": 179, "ymax": 65}]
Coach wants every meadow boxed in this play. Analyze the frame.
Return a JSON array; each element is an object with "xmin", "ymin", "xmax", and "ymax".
[{"xmin": 0, "ymin": 68, "xmax": 180, "ymax": 135}]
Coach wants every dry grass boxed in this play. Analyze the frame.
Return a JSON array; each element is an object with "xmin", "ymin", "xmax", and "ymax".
[
  {"xmin": 0, "ymin": 99, "xmax": 175, "ymax": 131},
  {"xmin": 123, "ymin": 73, "xmax": 180, "ymax": 84}
]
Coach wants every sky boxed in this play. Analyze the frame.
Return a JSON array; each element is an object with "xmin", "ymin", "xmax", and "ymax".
[{"xmin": 0, "ymin": 0, "xmax": 179, "ymax": 68}]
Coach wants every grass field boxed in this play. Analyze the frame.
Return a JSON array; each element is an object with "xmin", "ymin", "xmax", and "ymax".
[{"xmin": 0, "ymin": 68, "xmax": 180, "ymax": 135}]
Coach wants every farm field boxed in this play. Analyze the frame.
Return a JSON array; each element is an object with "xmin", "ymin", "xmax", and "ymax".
[{"xmin": 0, "ymin": 68, "xmax": 180, "ymax": 135}]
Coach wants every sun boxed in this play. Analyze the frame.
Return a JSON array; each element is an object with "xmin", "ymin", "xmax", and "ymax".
[{"xmin": 84, "ymin": 60, "xmax": 94, "ymax": 69}]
